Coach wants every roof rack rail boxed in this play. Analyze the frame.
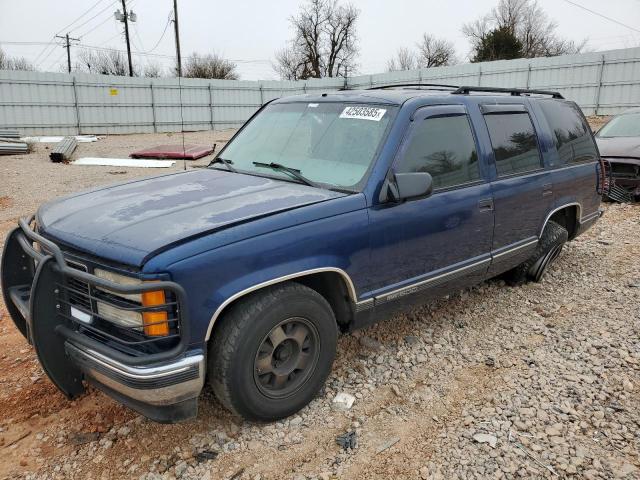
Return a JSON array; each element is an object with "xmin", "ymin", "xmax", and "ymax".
[
  {"xmin": 452, "ymin": 86, "xmax": 564, "ymax": 99},
  {"xmin": 367, "ymin": 83, "xmax": 459, "ymax": 91}
]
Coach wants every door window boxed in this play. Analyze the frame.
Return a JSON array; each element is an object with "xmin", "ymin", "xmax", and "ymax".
[
  {"xmin": 395, "ymin": 114, "xmax": 481, "ymax": 190},
  {"xmin": 538, "ymin": 100, "xmax": 598, "ymax": 165},
  {"xmin": 484, "ymin": 112, "xmax": 542, "ymax": 176}
]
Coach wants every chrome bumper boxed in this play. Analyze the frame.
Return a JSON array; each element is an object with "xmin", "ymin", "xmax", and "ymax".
[{"xmin": 65, "ymin": 341, "xmax": 204, "ymax": 408}]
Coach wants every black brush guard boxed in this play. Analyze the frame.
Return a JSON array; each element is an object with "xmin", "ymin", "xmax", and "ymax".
[{"xmin": 1, "ymin": 216, "xmax": 191, "ymax": 402}]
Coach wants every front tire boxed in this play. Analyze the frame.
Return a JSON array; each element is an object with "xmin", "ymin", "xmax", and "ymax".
[
  {"xmin": 209, "ymin": 282, "xmax": 337, "ymax": 421},
  {"xmin": 504, "ymin": 220, "xmax": 568, "ymax": 285}
]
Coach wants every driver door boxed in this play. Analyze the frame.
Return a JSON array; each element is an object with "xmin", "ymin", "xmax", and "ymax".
[{"xmin": 364, "ymin": 105, "xmax": 495, "ymax": 310}]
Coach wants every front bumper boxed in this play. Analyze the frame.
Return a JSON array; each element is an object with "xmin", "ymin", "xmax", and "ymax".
[
  {"xmin": 1, "ymin": 217, "xmax": 204, "ymax": 423},
  {"xmin": 66, "ymin": 341, "xmax": 204, "ymax": 422}
]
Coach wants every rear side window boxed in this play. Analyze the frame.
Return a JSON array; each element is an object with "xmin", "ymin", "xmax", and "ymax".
[
  {"xmin": 538, "ymin": 100, "xmax": 597, "ymax": 165},
  {"xmin": 484, "ymin": 112, "xmax": 542, "ymax": 176},
  {"xmin": 395, "ymin": 114, "xmax": 480, "ymax": 190}
]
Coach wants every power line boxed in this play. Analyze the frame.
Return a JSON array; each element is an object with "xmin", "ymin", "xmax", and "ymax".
[
  {"xmin": 146, "ymin": 15, "xmax": 172, "ymax": 53},
  {"xmin": 58, "ymin": 0, "xmax": 110, "ymax": 35},
  {"xmin": 69, "ymin": 1, "xmax": 119, "ymax": 35},
  {"xmin": 562, "ymin": 0, "xmax": 640, "ymax": 34}
]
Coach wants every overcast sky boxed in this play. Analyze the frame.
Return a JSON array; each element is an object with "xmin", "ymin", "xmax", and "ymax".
[{"xmin": 1, "ymin": 0, "xmax": 639, "ymax": 79}]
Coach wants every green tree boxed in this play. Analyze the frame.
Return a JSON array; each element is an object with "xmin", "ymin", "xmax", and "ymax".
[{"xmin": 472, "ymin": 26, "xmax": 523, "ymax": 62}]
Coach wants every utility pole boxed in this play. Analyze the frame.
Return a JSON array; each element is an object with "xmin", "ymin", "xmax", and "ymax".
[
  {"xmin": 173, "ymin": 0, "xmax": 182, "ymax": 77},
  {"xmin": 55, "ymin": 33, "xmax": 79, "ymax": 73},
  {"xmin": 115, "ymin": 0, "xmax": 136, "ymax": 76}
]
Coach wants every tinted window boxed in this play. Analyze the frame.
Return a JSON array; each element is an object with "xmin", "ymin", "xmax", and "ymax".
[
  {"xmin": 484, "ymin": 112, "xmax": 541, "ymax": 176},
  {"xmin": 396, "ymin": 114, "xmax": 480, "ymax": 189},
  {"xmin": 539, "ymin": 100, "xmax": 597, "ymax": 165}
]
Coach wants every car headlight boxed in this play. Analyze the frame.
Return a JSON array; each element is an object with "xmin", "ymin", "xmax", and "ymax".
[{"xmin": 94, "ymin": 268, "xmax": 170, "ymax": 336}]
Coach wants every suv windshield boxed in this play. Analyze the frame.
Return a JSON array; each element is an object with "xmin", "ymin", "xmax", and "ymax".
[
  {"xmin": 213, "ymin": 102, "xmax": 396, "ymax": 190},
  {"xmin": 597, "ymin": 112, "xmax": 640, "ymax": 137}
]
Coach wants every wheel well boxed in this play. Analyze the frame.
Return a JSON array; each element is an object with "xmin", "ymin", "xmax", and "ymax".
[
  {"xmin": 293, "ymin": 272, "xmax": 354, "ymax": 330},
  {"xmin": 548, "ymin": 206, "xmax": 578, "ymax": 239},
  {"xmin": 207, "ymin": 271, "xmax": 355, "ymax": 341}
]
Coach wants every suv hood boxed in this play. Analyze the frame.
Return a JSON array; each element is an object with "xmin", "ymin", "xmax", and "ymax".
[{"xmin": 37, "ymin": 169, "xmax": 346, "ymax": 266}]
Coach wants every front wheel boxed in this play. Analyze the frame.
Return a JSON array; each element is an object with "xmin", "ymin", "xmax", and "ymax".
[
  {"xmin": 208, "ymin": 282, "xmax": 337, "ymax": 421},
  {"xmin": 504, "ymin": 220, "xmax": 568, "ymax": 285}
]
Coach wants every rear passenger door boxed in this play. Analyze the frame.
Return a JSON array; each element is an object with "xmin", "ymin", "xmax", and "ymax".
[{"xmin": 481, "ymin": 104, "xmax": 553, "ymax": 277}]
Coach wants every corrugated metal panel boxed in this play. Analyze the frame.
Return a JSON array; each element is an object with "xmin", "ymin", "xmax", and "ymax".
[{"xmin": 0, "ymin": 47, "xmax": 639, "ymax": 135}]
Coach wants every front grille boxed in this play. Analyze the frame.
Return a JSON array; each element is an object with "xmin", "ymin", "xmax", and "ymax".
[{"xmin": 66, "ymin": 261, "xmax": 91, "ymax": 311}]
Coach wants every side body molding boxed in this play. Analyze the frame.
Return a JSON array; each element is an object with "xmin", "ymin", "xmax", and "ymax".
[{"xmin": 204, "ymin": 267, "xmax": 359, "ymax": 341}]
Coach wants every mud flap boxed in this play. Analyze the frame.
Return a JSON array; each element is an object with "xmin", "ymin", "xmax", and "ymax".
[
  {"xmin": 29, "ymin": 257, "xmax": 85, "ymax": 399},
  {"xmin": 0, "ymin": 227, "xmax": 33, "ymax": 339}
]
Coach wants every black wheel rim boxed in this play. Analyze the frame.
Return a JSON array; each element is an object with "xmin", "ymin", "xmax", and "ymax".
[
  {"xmin": 531, "ymin": 244, "xmax": 564, "ymax": 282},
  {"xmin": 253, "ymin": 317, "xmax": 320, "ymax": 399}
]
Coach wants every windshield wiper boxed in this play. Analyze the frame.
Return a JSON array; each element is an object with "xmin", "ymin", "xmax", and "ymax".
[
  {"xmin": 209, "ymin": 157, "xmax": 238, "ymax": 173},
  {"xmin": 252, "ymin": 162, "xmax": 321, "ymax": 188}
]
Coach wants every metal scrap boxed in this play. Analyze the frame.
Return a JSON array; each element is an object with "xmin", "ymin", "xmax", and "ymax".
[
  {"xmin": 0, "ymin": 141, "xmax": 29, "ymax": 155},
  {"xmin": 0, "ymin": 129, "xmax": 20, "ymax": 139},
  {"xmin": 336, "ymin": 430, "xmax": 358, "ymax": 450},
  {"xmin": 72, "ymin": 157, "xmax": 175, "ymax": 168},
  {"xmin": 50, "ymin": 137, "xmax": 78, "ymax": 163}
]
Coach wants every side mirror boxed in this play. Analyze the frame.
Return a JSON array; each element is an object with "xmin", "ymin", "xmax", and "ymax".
[{"xmin": 395, "ymin": 172, "xmax": 433, "ymax": 201}]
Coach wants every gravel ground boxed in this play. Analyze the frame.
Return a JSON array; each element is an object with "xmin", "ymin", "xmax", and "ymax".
[{"xmin": 2, "ymin": 119, "xmax": 639, "ymax": 480}]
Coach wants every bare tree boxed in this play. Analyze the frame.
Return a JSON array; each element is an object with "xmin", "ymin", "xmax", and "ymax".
[
  {"xmin": 275, "ymin": 0, "xmax": 359, "ymax": 80},
  {"xmin": 76, "ymin": 49, "xmax": 131, "ymax": 76},
  {"xmin": 143, "ymin": 61, "xmax": 165, "ymax": 78},
  {"xmin": 463, "ymin": 0, "xmax": 585, "ymax": 61},
  {"xmin": 416, "ymin": 34, "xmax": 457, "ymax": 68},
  {"xmin": 387, "ymin": 47, "xmax": 416, "ymax": 72},
  {"xmin": 182, "ymin": 53, "xmax": 239, "ymax": 80},
  {"xmin": 0, "ymin": 48, "xmax": 36, "ymax": 71}
]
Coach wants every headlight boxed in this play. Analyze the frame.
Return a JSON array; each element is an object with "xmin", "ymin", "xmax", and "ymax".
[
  {"xmin": 94, "ymin": 268, "xmax": 143, "ymax": 302},
  {"xmin": 94, "ymin": 268, "xmax": 170, "ymax": 337},
  {"xmin": 97, "ymin": 301, "xmax": 142, "ymax": 328}
]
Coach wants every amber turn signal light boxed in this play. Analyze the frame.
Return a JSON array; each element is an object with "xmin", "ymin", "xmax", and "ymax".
[{"xmin": 142, "ymin": 290, "xmax": 169, "ymax": 336}]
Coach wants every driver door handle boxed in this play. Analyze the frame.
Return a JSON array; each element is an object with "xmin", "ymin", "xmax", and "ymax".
[{"xmin": 478, "ymin": 198, "xmax": 494, "ymax": 212}]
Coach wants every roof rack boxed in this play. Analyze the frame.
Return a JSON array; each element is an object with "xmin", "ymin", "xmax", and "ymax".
[
  {"xmin": 367, "ymin": 83, "xmax": 459, "ymax": 91},
  {"xmin": 452, "ymin": 86, "xmax": 564, "ymax": 99}
]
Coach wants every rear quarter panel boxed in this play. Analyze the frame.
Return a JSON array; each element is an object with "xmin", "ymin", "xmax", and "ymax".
[{"xmin": 528, "ymin": 100, "xmax": 601, "ymax": 230}]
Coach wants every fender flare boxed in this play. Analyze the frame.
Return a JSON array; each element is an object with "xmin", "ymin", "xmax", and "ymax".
[{"xmin": 204, "ymin": 267, "xmax": 359, "ymax": 341}]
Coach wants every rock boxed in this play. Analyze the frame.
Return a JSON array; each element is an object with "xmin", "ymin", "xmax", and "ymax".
[
  {"xmin": 623, "ymin": 380, "xmax": 633, "ymax": 392},
  {"xmin": 404, "ymin": 335, "xmax": 420, "ymax": 345},
  {"xmin": 174, "ymin": 461, "xmax": 188, "ymax": 478},
  {"xmin": 472, "ymin": 433, "xmax": 497, "ymax": 448},
  {"xmin": 359, "ymin": 336, "xmax": 384, "ymax": 351},
  {"xmin": 289, "ymin": 416, "xmax": 303, "ymax": 427},
  {"xmin": 376, "ymin": 437, "xmax": 400, "ymax": 453},
  {"xmin": 332, "ymin": 392, "xmax": 355, "ymax": 410},
  {"xmin": 391, "ymin": 385, "xmax": 401, "ymax": 397},
  {"xmin": 69, "ymin": 431, "xmax": 100, "ymax": 446},
  {"xmin": 544, "ymin": 424, "xmax": 562, "ymax": 436},
  {"xmin": 117, "ymin": 426, "xmax": 131, "ymax": 437},
  {"xmin": 613, "ymin": 463, "xmax": 637, "ymax": 478}
]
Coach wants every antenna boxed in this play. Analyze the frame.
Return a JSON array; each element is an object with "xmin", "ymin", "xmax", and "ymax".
[{"xmin": 177, "ymin": 72, "xmax": 186, "ymax": 171}]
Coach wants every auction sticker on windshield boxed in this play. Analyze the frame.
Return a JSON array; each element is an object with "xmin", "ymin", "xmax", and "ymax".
[{"xmin": 340, "ymin": 106, "xmax": 387, "ymax": 121}]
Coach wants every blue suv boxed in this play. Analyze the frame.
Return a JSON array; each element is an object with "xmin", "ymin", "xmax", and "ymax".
[{"xmin": 1, "ymin": 84, "xmax": 603, "ymax": 423}]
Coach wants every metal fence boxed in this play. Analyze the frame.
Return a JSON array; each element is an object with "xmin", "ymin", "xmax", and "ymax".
[{"xmin": 1, "ymin": 47, "xmax": 639, "ymax": 135}]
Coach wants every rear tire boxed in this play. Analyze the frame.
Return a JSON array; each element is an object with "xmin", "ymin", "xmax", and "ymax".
[
  {"xmin": 504, "ymin": 220, "xmax": 568, "ymax": 286},
  {"xmin": 209, "ymin": 282, "xmax": 337, "ymax": 421}
]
